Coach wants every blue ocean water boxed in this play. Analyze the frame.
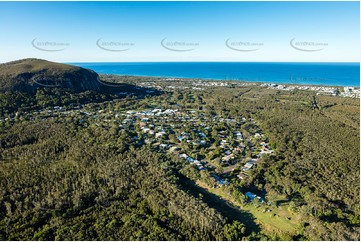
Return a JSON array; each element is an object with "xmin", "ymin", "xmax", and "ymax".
[{"xmin": 70, "ymin": 62, "xmax": 360, "ymax": 87}]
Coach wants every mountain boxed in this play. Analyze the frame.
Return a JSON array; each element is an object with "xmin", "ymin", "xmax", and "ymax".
[{"xmin": 0, "ymin": 58, "xmax": 103, "ymax": 93}]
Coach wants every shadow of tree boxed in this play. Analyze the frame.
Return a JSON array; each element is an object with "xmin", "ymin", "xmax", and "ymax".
[
  {"xmin": 276, "ymin": 199, "xmax": 290, "ymax": 207},
  {"xmin": 177, "ymin": 174, "xmax": 261, "ymax": 236},
  {"xmin": 98, "ymin": 75, "xmax": 163, "ymax": 96}
]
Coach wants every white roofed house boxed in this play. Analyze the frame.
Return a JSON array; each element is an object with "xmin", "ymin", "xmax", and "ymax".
[
  {"xmin": 142, "ymin": 127, "xmax": 150, "ymax": 133},
  {"xmin": 152, "ymin": 108, "xmax": 162, "ymax": 113},
  {"xmin": 155, "ymin": 131, "xmax": 166, "ymax": 138},
  {"xmin": 242, "ymin": 160, "xmax": 257, "ymax": 172},
  {"xmin": 159, "ymin": 144, "xmax": 168, "ymax": 149},
  {"xmin": 179, "ymin": 153, "xmax": 188, "ymax": 159},
  {"xmin": 242, "ymin": 163, "xmax": 253, "ymax": 172}
]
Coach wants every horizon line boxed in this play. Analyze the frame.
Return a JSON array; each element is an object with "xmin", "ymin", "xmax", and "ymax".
[{"xmin": 65, "ymin": 60, "xmax": 360, "ymax": 64}]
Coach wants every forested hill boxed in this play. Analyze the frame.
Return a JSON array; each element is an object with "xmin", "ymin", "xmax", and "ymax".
[
  {"xmin": 0, "ymin": 59, "xmax": 161, "ymax": 114},
  {"xmin": 0, "ymin": 59, "xmax": 105, "ymax": 93}
]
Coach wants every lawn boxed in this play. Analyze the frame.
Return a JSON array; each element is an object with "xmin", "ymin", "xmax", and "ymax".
[
  {"xmin": 196, "ymin": 180, "xmax": 302, "ymax": 238},
  {"xmin": 242, "ymin": 203, "xmax": 301, "ymax": 236}
]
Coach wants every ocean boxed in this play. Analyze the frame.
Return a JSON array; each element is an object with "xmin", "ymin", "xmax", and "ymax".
[{"xmin": 70, "ymin": 62, "xmax": 360, "ymax": 87}]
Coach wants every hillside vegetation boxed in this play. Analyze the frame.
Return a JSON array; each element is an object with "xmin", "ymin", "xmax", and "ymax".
[
  {"xmin": 0, "ymin": 59, "xmax": 118, "ymax": 93},
  {"xmin": 0, "ymin": 73, "xmax": 359, "ymax": 240}
]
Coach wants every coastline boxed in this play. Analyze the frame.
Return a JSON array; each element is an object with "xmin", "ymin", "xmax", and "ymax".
[
  {"xmin": 100, "ymin": 73, "xmax": 359, "ymax": 88},
  {"xmin": 100, "ymin": 74, "xmax": 361, "ymax": 99},
  {"xmin": 72, "ymin": 62, "xmax": 360, "ymax": 88}
]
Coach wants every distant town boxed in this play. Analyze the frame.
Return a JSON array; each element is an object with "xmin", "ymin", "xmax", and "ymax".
[{"xmin": 132, "ymin": 77, "xmax": 360, "ymax": 99}]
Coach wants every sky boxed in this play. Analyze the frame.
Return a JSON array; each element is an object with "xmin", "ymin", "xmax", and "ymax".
[{"xmin": 0, "ymin": 1, "xmax": 359, "ymax": 63}]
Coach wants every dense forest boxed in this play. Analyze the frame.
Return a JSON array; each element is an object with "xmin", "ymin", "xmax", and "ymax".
[
  {"xmin": 199, "ymin": 86, "xmax": 360, "ymax": 240},
  {"xmin": 0, "ymin": 76, "xmax": 359, "ymax": 240},
  {"xmin": 0, "ymin": 118, "xmax": 251, "ymax": 240}
]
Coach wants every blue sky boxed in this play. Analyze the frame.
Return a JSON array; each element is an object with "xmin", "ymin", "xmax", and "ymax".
[{"xmin": 0, "ymin": 1, "xmax": 359, "ymax": 62}]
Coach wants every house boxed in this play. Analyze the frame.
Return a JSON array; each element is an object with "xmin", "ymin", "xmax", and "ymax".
[
  {"xmin": 155, "ymin": 131, "xmax": 166, "ymax": 138},
  {"xmin": 141, "ymin": 118, "xmax": 149, "ymax": 122},
  {"xmin": 217, "ymin": 179, "xmax": 230, "ymax": 186},
  {"xmin": 245, "ymin": 192, "xmax": 257, "ymax": 200},
  {"xmin": 177, "ymin": 135, "xmax": 185, "ymax": 141},
  {"xmin": 163, "ymin": 109, "xmax": 175, "ymax": 114},
  {"xmin": 142, "ymin": 127, "xmax": 150, "ymax": 133},
  {"xmin": 242, "ymin": 162, "xmax": 254, "ymax": 171},
  {"xmin": 179, "ymin": 154, "xmax": 188, "ymax": 159},
  {"xmin": 222, "ymin": 154, "xmax": 233, "ymax": 162},
  {"xmin": 186, "ymin": 157, "xmax": 195, "ymax": 163},
  {"xmin": 224, "ymin": 150, "xmax": 232, "ymax": 155},
  {"xmin": 245, "ymin": 192, "xmax": 264, "ymax": 202},
  {"xmin": 197, "ymin": 164, "xmax": 206, "ymax": 170},
  {"xmin": 212, "ymin": 174, "xmax": 230, "ymax": 186},
  {"xmin": 237, "ymin": 173, "xmax": 248, "ymax": 180},
  {"xmin": 236, "ymin": 134, "xmax": 243, "ymax": 140},
  {"xmin": 122, "ymin": 118, "xmax": 132, "ymax": 124},
  {"xmin": 234, "ymin": 131, "xmax": 243, "ymax": 140},
  {"xmin": 199, "ymin": 132, "xmax": 206, "ymax": 138},
  {"xmin": 152, "ymin": 109, "xmax": 162, "ymax": 113},
  {"xmin": 344, "ymin": 86, "xmax": 354, "ymax": 92}
]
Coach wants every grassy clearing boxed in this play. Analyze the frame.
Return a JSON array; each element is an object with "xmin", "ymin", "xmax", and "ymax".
[
  {"xmin": 242, "ymin": 203, "xmax": 301, "ymax": 235},
  {"xmin": 196, "ymin": 180, "xmax": 301, "ymax": 238}
]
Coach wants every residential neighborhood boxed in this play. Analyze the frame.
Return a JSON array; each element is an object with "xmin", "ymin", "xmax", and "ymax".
[{"xmin": 1, "ymin": 101, "xmax": 274, "ymax": 198}]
